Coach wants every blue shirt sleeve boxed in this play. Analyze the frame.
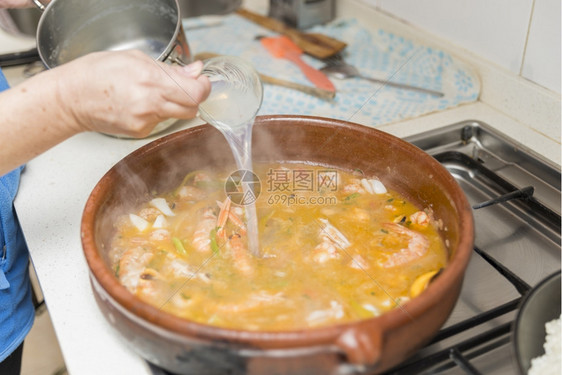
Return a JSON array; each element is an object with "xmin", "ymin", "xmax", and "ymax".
[
  {"xmin": 0, "ymin": 68, "xmax": 8, "ymax": 91},
  {"xmin": 0, "ymin": 67, "xmax": 35, "ymax": 362}
]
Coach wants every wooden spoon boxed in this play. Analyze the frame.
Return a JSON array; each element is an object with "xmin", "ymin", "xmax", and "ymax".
[{"xmin": 236, "ymin": 8, "xmax": 346, "ymax": 59}]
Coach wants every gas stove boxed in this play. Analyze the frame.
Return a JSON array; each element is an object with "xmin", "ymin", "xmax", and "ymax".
[
  {"xmin": 390, "ymin": 120, "xmax": 561, "ymax": 374},
  {"xmin": 148, "ymin": 120, "xmax": 560, "ymax": 375}
]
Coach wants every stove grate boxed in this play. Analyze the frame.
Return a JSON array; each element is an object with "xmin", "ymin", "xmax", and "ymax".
[
  {"xmin": 385, "ymin": 122, "xmax": 561, "ymax": 374},
  {"xmin": 384, "ymin": 246, "xmax": 527, "ymax": 375}
]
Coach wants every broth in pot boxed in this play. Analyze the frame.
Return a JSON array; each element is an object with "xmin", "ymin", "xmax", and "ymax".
[{"xmin": 109, "ymin": 162, "xmax": 447, "ymax": 331}]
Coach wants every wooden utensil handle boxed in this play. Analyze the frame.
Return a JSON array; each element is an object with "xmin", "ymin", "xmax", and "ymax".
[
  {"xmin": 260, "ymin": 74, "xmax": 335, "ymax": 100},
  {"xmin": 235, "ymin": 8, "xmax": 346, "ymax": 59}
]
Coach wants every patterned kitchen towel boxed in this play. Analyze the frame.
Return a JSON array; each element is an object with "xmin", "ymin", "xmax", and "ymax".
[{"xmin": 184, "ymin": 15, "xmax": 480, "ymax": 127}]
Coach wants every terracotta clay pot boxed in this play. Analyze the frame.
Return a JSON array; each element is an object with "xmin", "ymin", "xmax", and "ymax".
[{"xmin": 81, "ymin": 115, "xmax": 474, "ymax": 374}]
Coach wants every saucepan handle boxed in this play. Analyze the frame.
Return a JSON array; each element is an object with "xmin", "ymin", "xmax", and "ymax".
[
  {"xmin": 168, "ymin": 50, "xmax": 187, "ymax": 66},
  {"xmin": 336, "ymin": 325, "xmax": 382, "ymax": 367},
  {"xmin": 163, "ymin": 23, "xmax": 192, "ymax": 66}
]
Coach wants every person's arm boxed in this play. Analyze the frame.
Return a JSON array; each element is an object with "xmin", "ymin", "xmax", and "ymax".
[
  {"xmin": 0, "ymin": 50, "xmax": 210, "ymax": 175},
  {"xmin": 0, "ymin": 0, "xmax": 36, "ymax": 8}
]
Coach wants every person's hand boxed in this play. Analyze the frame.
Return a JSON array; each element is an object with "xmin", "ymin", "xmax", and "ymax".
[{"xmin": 53, "ymin": 50, "xmax": 211, "ymax": 138}]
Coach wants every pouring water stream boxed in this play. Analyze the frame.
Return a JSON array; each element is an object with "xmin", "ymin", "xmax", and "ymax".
[{"xmin": 198, "ymin": 56, "xmax": 263, "ymax": 257}]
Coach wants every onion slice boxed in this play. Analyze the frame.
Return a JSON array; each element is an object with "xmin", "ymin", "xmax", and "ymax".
[
  {"xmin": 371, "ymin": 179, "xmax": 387, "ymax": 194},
  {"xmin": 129, "ymin": 214, "xmax": 149, "ymax": 232},
  {"xmin": 360, "ymin": 178, "xmax": 387, "ymax": 194},
  {"xmin": 150, "ymin": 198, "xmax": 175, "ymax": 217},
  {"xmin": 152, "ymin": 214, "xmax": 168, "ymax": 229},
  {"xmin": 360, "ymin": 178, "xmax": 374, "ymax": 194}
]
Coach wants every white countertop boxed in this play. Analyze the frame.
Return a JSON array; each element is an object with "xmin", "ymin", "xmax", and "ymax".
[{"xmin": 4, "ymin": 1, "xmax": 560, "ymax": 374}]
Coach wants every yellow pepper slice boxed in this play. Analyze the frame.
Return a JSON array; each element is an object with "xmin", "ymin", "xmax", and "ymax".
[{"xmin": 410, "ymin": 269, "xmax": 441, "ymax": 298}]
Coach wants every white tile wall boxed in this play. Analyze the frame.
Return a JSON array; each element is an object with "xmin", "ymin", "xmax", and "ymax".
[
  {"xmin": 521, "ymin": 0, "xmax": 561, "ymax": 93},
  {"xmin": 365, "ymin": 0, "xmax": 560, "ymax": 94}
]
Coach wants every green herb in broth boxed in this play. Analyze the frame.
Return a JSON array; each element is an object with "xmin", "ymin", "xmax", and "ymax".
[{"xmin": 172, "ymin": 237, "xmax": 187, "ymax": 256}]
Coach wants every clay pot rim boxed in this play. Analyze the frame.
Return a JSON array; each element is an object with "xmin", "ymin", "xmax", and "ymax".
[{"xmin": 81, "ymin": 115, "xmax": 474, "ymax": 349}]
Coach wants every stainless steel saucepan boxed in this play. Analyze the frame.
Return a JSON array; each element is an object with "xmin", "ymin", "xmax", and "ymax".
[
  {"xmin": 513, "ymin": 271, "xmax": 561, "ymax": 374},
  {"xmin": 33, "ymin": 0, "xmax": 191, "ymax": 69},
  {"xmin": 30, "ymin": 0, "xmax": 191, "ymax": 136}
]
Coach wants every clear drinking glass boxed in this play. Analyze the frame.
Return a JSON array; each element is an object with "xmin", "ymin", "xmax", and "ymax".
[{"xmin": 199, "ymin": 56, "xmax": 263, "ymax": 133}]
